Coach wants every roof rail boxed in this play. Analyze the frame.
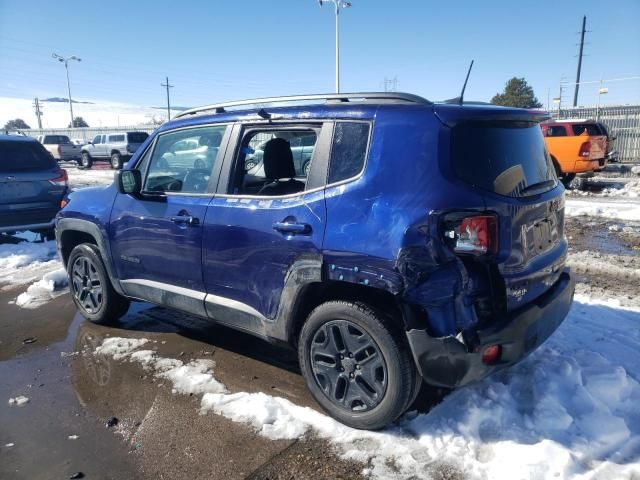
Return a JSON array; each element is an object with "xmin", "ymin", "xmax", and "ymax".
[{"xmin": 174, "ymin": 92, "xmax": 431, "ymax": 119}]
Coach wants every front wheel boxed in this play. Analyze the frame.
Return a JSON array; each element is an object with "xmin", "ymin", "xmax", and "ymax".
[
  {"xmin": 298, "ymin": 301, "xmax": 417, "ymax": 430},
  {"xmin": 80, "ymin": 152, "xmax": 93, "ymax": 169},
  {"xmin": 68, "ymin": 243, "xmax": 130, "ymax": 324}
]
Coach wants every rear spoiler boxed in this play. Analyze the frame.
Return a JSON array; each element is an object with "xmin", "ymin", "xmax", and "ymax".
[{"xmin": 433, "ymin": 104, "xmax": 551, "ymax": 127}]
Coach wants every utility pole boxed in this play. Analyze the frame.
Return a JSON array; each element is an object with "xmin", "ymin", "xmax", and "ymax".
[
  {"xmin": 33, "ymin": 98, "xmax": 43, "ymax": 129},
  {"xmin": 573, "ymin": 15, "xmax": 587, "ymax": 107},
  {"xmin": 161, "ymin": 76, "xmax": 174, "ymax": 121}
]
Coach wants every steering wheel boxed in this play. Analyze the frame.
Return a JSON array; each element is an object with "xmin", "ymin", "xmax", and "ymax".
[{"xmin": 182, "ymin": 169, "xmax": 210, "ymax": 193}]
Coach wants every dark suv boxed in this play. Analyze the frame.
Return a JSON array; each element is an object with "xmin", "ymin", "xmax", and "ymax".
[{"xmin": 56, "ymin": 93, "xmax": 574, "ymax": 430}]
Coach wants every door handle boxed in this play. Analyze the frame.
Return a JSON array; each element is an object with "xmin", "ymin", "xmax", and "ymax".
[
  {"xmin": 171, "ymin": 215, "xmax": 200, "ymax": 226},
  {"xmin": 273, "ymin": 221, "xmax": 311, "ymax": 235}
]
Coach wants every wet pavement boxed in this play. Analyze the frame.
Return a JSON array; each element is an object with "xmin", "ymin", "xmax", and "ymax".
[{"xmin": 0, "ymin": 291, "xmax": 365, "ymax": 480}]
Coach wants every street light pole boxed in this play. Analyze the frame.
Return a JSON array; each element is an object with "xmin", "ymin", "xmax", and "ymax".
[
  {"xmin": 319, "ymin": 0, "xmax": 352, "ymax": 93},
  {"xmin": 52, "ymin": 53, "xmax": 81, "ymax": 127}
]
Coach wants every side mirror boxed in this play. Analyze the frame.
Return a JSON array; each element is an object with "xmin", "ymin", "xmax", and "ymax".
[{"xmin": 117, "ymin": 169, "xmax": 142, "ymax": 195}]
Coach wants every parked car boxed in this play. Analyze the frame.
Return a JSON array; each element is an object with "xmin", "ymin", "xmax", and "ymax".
[
  {"xmin": 1, "ymin": 135, "xmax": 68, "ymax": 238},
  {"xmin": 245, "ymin": 132, "xmax": 316, "ymax": 175},
  {"xmin": 56, "ymin": 92, "xmax": 574, "ymax": 430},
  {"xmin": 37, "ymin": 134, "xmax": 81, "ymax": 162},
  {"xmin": 595, "ymin": 121, "xmax": 618, "ymax": 163},
  {"xmin": 541, "ymin": 119, "xmax": 608, "ymax": 186},
  {"xmin": 80, "ymin": 131, "xmax": 149, "ymax": 169}
]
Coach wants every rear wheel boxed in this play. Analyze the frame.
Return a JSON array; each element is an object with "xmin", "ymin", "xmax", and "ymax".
[
  {"xmin": 298, "ymin": 301, "xmax": 416, "ymax": 430},
  {"xmin": 68, "ymin": 243, "xmax": 129, "ymax": 324},
  {"xmin": 110, "ymin": 152, "xmax": 123, "ymax": 170},
  {"xmin": 80, "ymin": 152, "xmax": 93, "ymax": 169}
]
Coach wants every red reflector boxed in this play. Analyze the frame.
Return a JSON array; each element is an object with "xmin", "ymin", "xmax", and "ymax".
[
  {"xmin": 579, "ymin": 141, "xmax": 591, "ymax": 157},
  {"xmin": 482, "ymin": 345, "xmax": 502, "ymax": 365},
  {"xmin": 60, "ymin": 199, "xmax": 68, "ymax": 209},
  {"xmin": 445, "ymin": 214, "xmax": 498, "ymax": 256}
]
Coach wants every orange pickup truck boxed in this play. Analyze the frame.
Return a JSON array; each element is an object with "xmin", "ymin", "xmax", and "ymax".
[{"xmin": 541, "ymin": 120, "xmax": 608, "ymax": 186}]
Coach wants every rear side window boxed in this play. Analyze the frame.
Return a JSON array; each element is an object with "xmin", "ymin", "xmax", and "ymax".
[
  {"xmin": 43, "ymin": 135, "xmax": 70, "ymax": 144},
  {"xmin": 127, "ymin": 132, "xmax": 149, "ymax": 143},
  {"xmin": 545, "ymin": 126, "xmax": 567, "ymax": 137},
  {"xmin": 451, "ymin": 121, "xmax": 556, "ymax": 197},
  {"xmin": 328, "ymin": 122, "xmax": 370, "ymax": 184},
  {"xmin": 0, "ymin": 141, "xmax": 56, "ymax": 172},
  {"xmin": 572, "ymin": 124, "xmax": 602, "ymax": 136},
  {"xmin": 109, "ymin": 135, "xmax": 125, "ymax": 142}
]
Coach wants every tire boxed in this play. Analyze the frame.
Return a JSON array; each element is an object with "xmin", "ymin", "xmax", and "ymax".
[
  {"xmin": 67, "ymin": 243, "xmax": 130, "ymax": 324},
  {"xmin": 298, "ymin": 301, "xmax": 416, "ymax": 430},
  {"xmin": 110, "ymin": 152, "xmax": 123, "ymax": 170},
  {"xmin": 41, "ymin": 229, "xmax": 56, "ymax": 242},
  {"xmin": 245, "ymin": 161, "xmax": 257, "ymax": 171},
  {"xmin": 561, "ymin": 173, "xmax": 576, "ymax": 188},
  {"xmin": 81, "ymin": 152, "xmax": 93, "ymax": 169}
]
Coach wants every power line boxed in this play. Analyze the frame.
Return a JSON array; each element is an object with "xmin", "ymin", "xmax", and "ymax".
[{"xmin": 161, "ymin": 76, "xmax": 174, "ymax": 121}]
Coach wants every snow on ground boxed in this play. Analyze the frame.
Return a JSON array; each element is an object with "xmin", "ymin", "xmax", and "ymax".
[
  {"xmin": 0, "ymin": 239, "xmax": 59, "ymax": 288},
  {"xmin": 64, "ymin": 164, "xmax": 116, "ymax": 190},
  {"xmin": 96, "ymin": 296, "xmax": 640, "ymax": 480},
  {"xmin": 15, "ymin": 267, "xmax": 68, "ymax": 309},
  {"xmin": 565, "ymin": 198, "xmax": 640, "ymax": 221},
  {"xmin": 570, "ymin": 180, "xmax": 640, "ymax": 199},
  {"xmin": 567, "ymin": 250, "xmax": 640, "ymax": 280}
]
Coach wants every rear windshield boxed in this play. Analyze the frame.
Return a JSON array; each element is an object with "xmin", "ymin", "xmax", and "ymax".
[
  {"xmin": 0, "ymin": 141, "xmax": 56, "ymax": 172},
  {"xmin": 572, "ymin": 124, "xmax": 603, "ymax": 136},
  {"xmin": 43, "ymin": 135, "xmax": 70, "ymax": 144},
  {"xmin": 127, "ymin": 132, "xmax": 149, "ymax": 143},
  {"xmin": 451, "ymin": 121, "xmax": 556, "ymax": 197}
]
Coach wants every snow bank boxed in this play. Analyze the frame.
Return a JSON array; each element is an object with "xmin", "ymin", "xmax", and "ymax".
[
  {"xmin": 571, "ymin": 180, "xmax": 640, "ymax": 199},
  {"xmin": 567, "ymin": 250, "xmax": 640, "ymax": 280},
  {"xmin": 97, "ymin": 298, "xmax": 640, "ymax": 479},
  {"xmin": 96, "ymin": 340, "xmax": 227, "ymax": 395},
  {"xmin": 0, "ymin": 240, "xmax": 59, "ymax": 288},
  {"xmin": 565, "ymin": 198, "xmax": 640, "ymax": 221},
  {"xmin": 15, "ymin": 267, "xmax": 68, "ymax": 309},
  {"xmin": 65, "ymin": 165, "xmax": 115, "ymax": 190}
]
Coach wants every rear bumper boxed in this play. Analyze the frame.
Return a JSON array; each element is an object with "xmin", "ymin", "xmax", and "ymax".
[
  {"xmin": 406, "ymin": 268, "xmax": 575, "ymax": 388},
  {"xmin": 572, "ymin": 158, "xmax": 601, "ymax": 173}
]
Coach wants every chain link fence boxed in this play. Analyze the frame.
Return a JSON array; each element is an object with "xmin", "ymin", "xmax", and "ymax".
[{"xmin": 549, "ymin": 105, "xmax": 640, "ymax": 163}]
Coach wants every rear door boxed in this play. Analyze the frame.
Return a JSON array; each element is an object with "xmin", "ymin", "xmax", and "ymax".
[
  {"xmin": 0, "ymin": 140, "xmax": 66, "ymax": 229},
  {"xmin": 109, "ymin": 125, "xmax": 230, "ymax": 316},
  {"xmin": 201, "ymin": 122, "xmax": 331, "ymax": 332}
]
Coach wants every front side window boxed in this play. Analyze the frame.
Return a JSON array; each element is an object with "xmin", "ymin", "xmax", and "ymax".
[
  {"xmin": 92, "ymin": 135, "xmax": 101, "ymax": 144},
  {"xmin": 143, "ymin": 125, "xmax": 226, "ymax": 194},
  {"xmin": 328, "ymin": 122, "xmax": 370, "ymax": 184},
  {"xmin": 231, "ymin": 128, "xmax": 319, "ymax": 196}
]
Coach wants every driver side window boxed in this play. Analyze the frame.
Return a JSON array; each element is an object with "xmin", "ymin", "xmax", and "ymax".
[{"xmin": 143, "ymin": 125, "xmax": 226, "ymax": 194}]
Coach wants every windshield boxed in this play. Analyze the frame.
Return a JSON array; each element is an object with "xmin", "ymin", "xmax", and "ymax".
[
  {"xmin": 451, "ymin": 121, "xmax": 557, "ymax": 197},
  {"xmin": 0, "ymin": 141, "xmax": 56, "ymax": 172}
]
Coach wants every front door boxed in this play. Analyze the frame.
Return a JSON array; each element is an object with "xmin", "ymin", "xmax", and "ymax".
[
  {"xmin": 202, "ymin": 122, "xmax": 332, "ymax": 334},
  {"xmin": 110, "ymin": 124, "xmax": 229, "ymax": 317}
]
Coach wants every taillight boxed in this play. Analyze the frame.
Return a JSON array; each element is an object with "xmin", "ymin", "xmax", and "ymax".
[
  {"xmin": 443, "ymin": 214, "xmax": 498, "ymax": 256},
  {"xmin": 50, "ymin": 169, "xmax": 68, "ymax": 186},
  {"xmin": 579, "ymin": 141, "xmax": 591, "ymax": 157}
]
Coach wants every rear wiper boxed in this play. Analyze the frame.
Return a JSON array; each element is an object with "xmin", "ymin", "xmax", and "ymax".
[{"xmin": 520, "ymin": 179, "xmax": 556, "ymax": 194}]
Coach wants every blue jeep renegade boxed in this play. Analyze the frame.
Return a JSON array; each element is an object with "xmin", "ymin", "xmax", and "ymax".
[{"xmin": 56, "ymin": 92, "xmax": 575, "ymax": 430}]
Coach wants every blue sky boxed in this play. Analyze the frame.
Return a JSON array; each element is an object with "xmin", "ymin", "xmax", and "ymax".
[{"xmin": 1, "ymin": 0, "xmax": 639, "ymax": 109}]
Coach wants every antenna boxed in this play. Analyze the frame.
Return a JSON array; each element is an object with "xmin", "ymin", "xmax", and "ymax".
[{"xmin": 458, "ymin": 60, "xmax": 474, "ymax": 105}]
